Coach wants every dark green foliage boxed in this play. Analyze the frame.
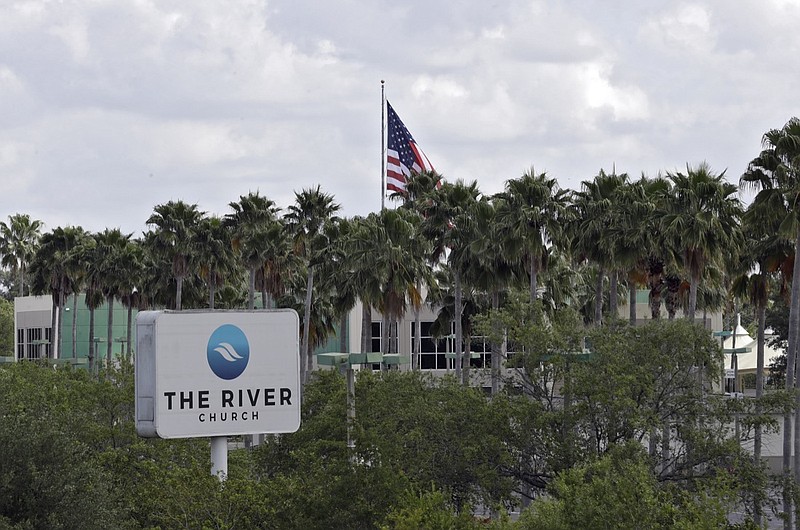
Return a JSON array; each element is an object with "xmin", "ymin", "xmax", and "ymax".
[
  {"xmin": 0, "ymin": 362, "xmax": 133, "ymax": 529},
  {"xmin": 0, "ymin": 298, "xmax": 13, "ymax": 356},
  {"xmin": 518, "ymin": 442, "xmax": 735, "ymax": 530},
  {"xmin": 0, "ymin": 322, "xmax": 776, "ymax": 528}
]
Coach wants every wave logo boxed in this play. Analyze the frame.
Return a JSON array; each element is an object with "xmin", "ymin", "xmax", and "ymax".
[{"xmin": 207, "ymin": 324, "xmax": 250, "ymax": 380}]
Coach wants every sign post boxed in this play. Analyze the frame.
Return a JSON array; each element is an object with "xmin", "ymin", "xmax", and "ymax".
[{"xmin": 135, "ymin": 310, "xmax": 301, "ymax": 479}]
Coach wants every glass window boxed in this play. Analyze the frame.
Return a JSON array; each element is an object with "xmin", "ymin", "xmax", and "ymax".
[
  {"xmin": 412, "ymin": 321, "xmax": 453, "ymax": 370},
  {"xmin": 26, "ymin": 328, "xmax": 42, "ymax": 359},
  {"xmin": 16, "ymin": 329, "xmax": 24, "ymax": 359}
]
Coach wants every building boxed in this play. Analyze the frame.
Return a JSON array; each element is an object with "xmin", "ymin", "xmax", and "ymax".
[{"xmin": 13, "ymin": 295, "xmax": 131, "ymax": 364}]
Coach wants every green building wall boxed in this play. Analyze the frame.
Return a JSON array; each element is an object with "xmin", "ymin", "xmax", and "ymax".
[
  {"xmin": 57, "ymin": 297, "xmax": 346, "ymax": 360},
  {"xmin": 59, "ymin": 297, "xmax": 134, "ymax": 360}
]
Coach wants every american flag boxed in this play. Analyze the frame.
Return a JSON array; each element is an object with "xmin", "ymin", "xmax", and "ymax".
[{"xmin": 386, "ymin": 101, "xmax": 434, "ymax": 194}]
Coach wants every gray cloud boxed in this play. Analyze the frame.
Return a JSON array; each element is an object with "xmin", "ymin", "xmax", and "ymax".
[{"xmin": 0, "ymin": 0, "xmax": 798, "ymax": 234}]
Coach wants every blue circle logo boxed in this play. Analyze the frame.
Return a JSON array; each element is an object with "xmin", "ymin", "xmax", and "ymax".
[{"xmin": 207, "ymin": 324, "xmax": 250, "ymax": 380}]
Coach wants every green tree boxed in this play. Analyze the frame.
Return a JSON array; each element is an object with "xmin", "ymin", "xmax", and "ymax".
[
  {"xmin": 145, "ymin": 200, "xmax": 204, "ymax": 310},
  {"xmin": 195, "ymin": 215, "xmax": 236, "ymax": 310},
  {"xmin": 0, "ymin": 362, "xmax": 132, "ymax": 528},
  {"xmin": 117, "ymin": 238, "xmax": 145, "ymax": 355},
  {"xmin": 741, "ymin": 117, "xmax": 800, "ymax": 527},
  {"xmin": 732, "ymin": 198, "xmax": 793, "ymax": 525},
  {"xmin": 518, "ymin": 442, "xmax": 736, "ymax": 530},
  {"xmin": 498, "ymin": 168, "xmax": 570, "ymax": 303},
  {"xmin": 392, "ymin": 170, "xmax": 442, "ymax": 369},
  {"xmin": 286, "ymin": 186, "xmax": 340, "ymax": 384},
  {"xmin": 611, "ymin": 176, "xmax": 663, "ymax": 324},
  {"xmin": 225, "ymin": 192, "xmax": 281, "ymax": 310},
  {"xmin": 63, "ymin": 228, "xmax": 92, "ymax": 359},
  {"xmin": 569, "ymin": 170, "xmax": 628, "ymax": 325},
  {"xmin": 94, "ymin": 228, "xmax": 133, "ymax": 365},
  {"xmin": 29, "ymin": 226, "xmax": 87, "ymax": 358},
  {"xmin": 0, "ymin": 298, "xmax": 13, "ymax": 356},
  {"xmin": 0, "ymin": 213, "xmax": 43, "ymax": 297},
  {"xmin": 468, "ymin": 195, "xmax": 519, "ymax": 392},
  {"xmin": 663, "ymin": 162, "xmax": 742, "ymax": 322},
  {"xmin": 348, "ymin": 209, "xmax": 431, "ymax": 357},
  {"xmin": 358, "ymin": 371, "xmax": 516, "ymax": 511},
  {"xmin": 420, "ymin": 179, "xmax": 482, "ymax": 383}
]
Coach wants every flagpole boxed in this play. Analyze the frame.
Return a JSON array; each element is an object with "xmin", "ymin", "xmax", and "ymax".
[{"xmin": 381, "ymin": 79, "xmax": 386, "ymax": 211}]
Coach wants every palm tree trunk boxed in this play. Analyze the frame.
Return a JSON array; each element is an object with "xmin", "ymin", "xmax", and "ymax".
[
  {"xmin": 126, "ymin": 303, "xmax": 133, "ymax": 356},
  {"xmin": 609, "ymin": 270, "xmax": 618, "ymax": 318},
  {"xmin": 107, "ymin": 296, "xmax": 114, "ymax": 366},
  {"xmin": 529, "ymin": 253, "xmax": 538, "ymax": 302},
  {"xmin": 463, "ymin": 331, "xmax": 471, "ymax": 386},
  {"xmin": 339, "ymin": 313, "xmax": 348, "ymax": 353},
  {"xmin": 57, "ymin": 285, "xmax": 67, "ymax": 358},
  {"xmin": 390, "ymin": 317, "xmax": 398, "ymax": 354},
  {"xmin": 754, "ymin": 300, "xmax": 765, "ymax": 526},
  {"xmin": 361, "ymin": 302, "xmax": 370, "ymax": 354},
  {"xmin": 491, "ymin": 290, "xmax": 501, "ymax": 395},
  {"xmin": 248, "ymin": 268, "xmax": 256, "ymax": 310},
  {"xmin": 209, "ymin": 278, "xmax": 216, "ymax": 310},
  {"xmin": 628, "ymin": 273, "xmax": 637, "ymax": 325},
  {"xmin": 72, "ymin": 292, "xmax": 78, "ymax": 359},
  {"xmin": 594, "ymin": 266, "xmax": 604, "ymax": 326},
  {"xmin": 661, "ymin": 421, "xmax": 670, "ymax": 474},
  {"xmin": 688, "ymin": 270, "xmax": 699, "ymax": 322},
  {"xmin": 783, "ymin": 229, "xmax": 800, "ymax": 529},
  {"xmin": 454, "ymin": 270, "xmax": 463, "ymax": 384},
  {"xmin": 18, "ymin": 267, "xmax": 24, "ymax": 298},
  {"xmin": 175, "ymin": 275, "xmax": 183, "ymax": 311},
  {"xmin": 49, "ymin": 297, "xmax": 57, "ymax": 359},
  {"xmin": 413, "ymin": 300, "xmax": 421, "ymax": 371},
  {"xmin": 413, "ymin": 279, "xmax": 422, "ymax": 371},
  {"xmin": 302, "ymin": 268, "xmax": 314, "ymax": 384},
  {"xmin": 380, "ymin": 313, "xmax": 387, "ymax": 354},
  {"xmin": 346, "ymin": 366, "xmax": 356, "ymax": 462},
  {"xmin": 88, "ymin": 306, "xmax": 95, "ymax": 374}
]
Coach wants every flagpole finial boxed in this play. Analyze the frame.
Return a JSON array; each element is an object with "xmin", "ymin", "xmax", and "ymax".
[{"xmin": 381, "ymin": 79, "xmax": 385, "ymax": 85}]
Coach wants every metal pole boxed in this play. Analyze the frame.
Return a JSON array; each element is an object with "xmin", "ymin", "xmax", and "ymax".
[
  {"xmin": 346, "ymin": 366, "xmax": 356, "ymax": 464},
  {"xmin": 381, "ymin": 79, "xmax": 386, "ymax": 211},
  {"xmin": 733, "ymin": 315, "xmax": 740, "ymax": 444},
  {"xmin": 211, "ymin": 436, "xmax": 228, "ymax": 480}
]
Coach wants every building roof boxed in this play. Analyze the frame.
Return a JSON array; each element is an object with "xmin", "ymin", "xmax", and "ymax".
[{"xmin": 721, "ymin": 321, "xmax": 784, "ymax": 373}]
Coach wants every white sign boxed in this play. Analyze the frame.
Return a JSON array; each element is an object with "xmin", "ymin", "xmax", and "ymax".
[
  {"xmin": 724, "ymin": 368, "xmax": 735, "ymax": 379},
  {"xmin": 135, "ymin": 310, "xmax": 300, "ymax": 439}
]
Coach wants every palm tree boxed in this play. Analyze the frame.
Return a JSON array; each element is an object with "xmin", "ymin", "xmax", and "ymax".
[
  {"xmin": 29, "ymin": 226, "xmax": 86, "ymax": 358},
  {"xmin": 498, "ymin": 168, "xmax": 570, "ymax": 303},
  {"xmin": 468, "ymin": 195, "xmax": 519, "ymax": 392},
  {"xmin": 349, "ymin": 209, "xmax": 432, "ymax": 358},
  {"xmin": 286, "ymin": 186, "xmax": 340, "ymax": 384},
  {"xmin": 225, "ymin": 192, "xmax": 280, "ymax": 310},
  {"xmin": 94, "ymin": 228, "xmax": 133, "ymax": 365},
  {"xmin": 663, "ymin": 162, "xmax": 743, "ymax": 322},
  {"xmin": 63, "ymin": 228, "xmax": 92, "ymax": 359},
  {"xmin": 611, "ymin": 176, "xmax": 666, "ymax": 324},
  {"xmin": 146, "ymin": 201, "xmax": 204, "ymax": 310},
  {"xmin": 741, "ymin": 118, "xmax": 800, "ymax": 527},
  {"xmin": 0, "ymin": 213, "xmax": 43, "ymax": 297},
  {"xmin": 420, "ymin": 179, "xmax": 482, "ymax": 383},
  {"xmin": 394, "ymin": 170, "xmax": 442, "ymax": 369},
  {"xmin": 259, "ymin": 219, "xmax": 297, "ymax": 310},
  {"xmin": 335, "ymin": 215, "xmax": 385, "ymax": 356},
  {"xmin": 73, "ymin": 235, "xmax": 100, "ymax": 372},
  {"xmin": 116, "ymin": 237, "xmax": 143, "ymax": 356},
  {"xmin": 570, "ymin": 170, "xmax": 628, "ymax": 325},
  {"xmin": 195, "ymin": 216, "xmax": 236, "ymax": 309},
  {"xmin": 732, "ymin": 202, "xmax": 791, "ymax": 525}
]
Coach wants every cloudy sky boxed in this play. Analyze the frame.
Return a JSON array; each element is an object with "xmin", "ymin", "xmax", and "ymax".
[{"xmin": 0, "ymin": 0, "xmax": 797, "ymax": 235}]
